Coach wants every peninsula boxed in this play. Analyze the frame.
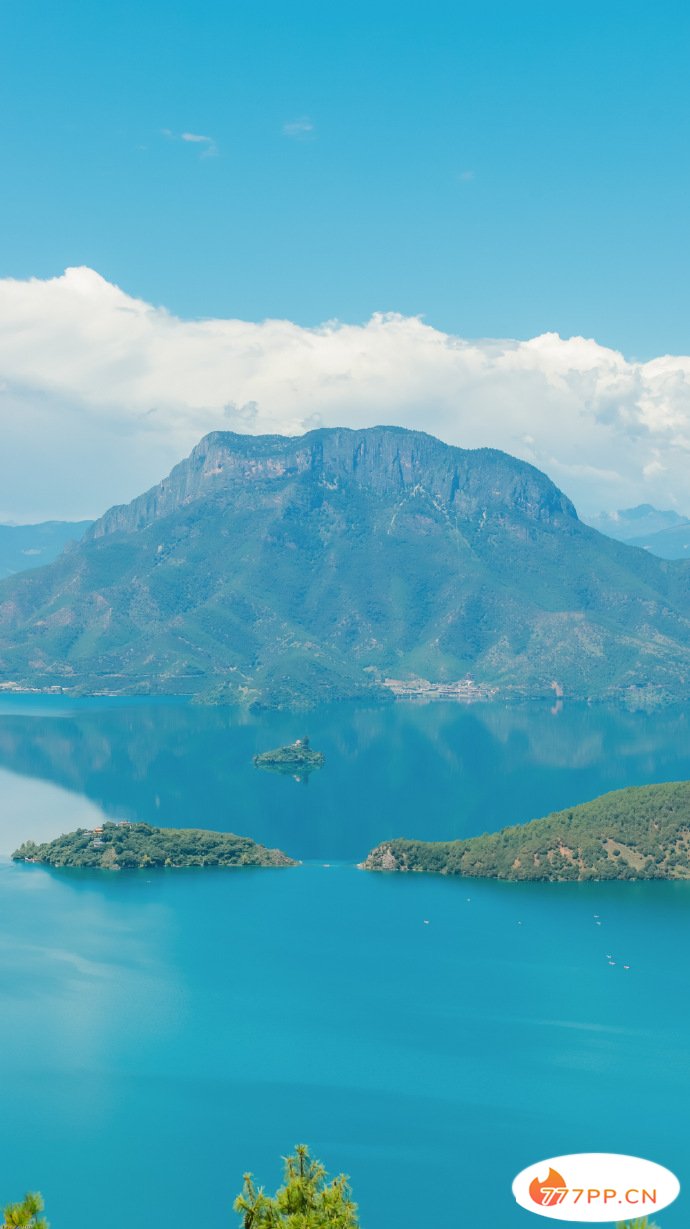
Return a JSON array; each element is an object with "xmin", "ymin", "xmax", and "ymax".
[
  {"xmin": 12, "ymin": 821, "xmax": 297, "ymax": 870},
  {"xmin": 361, "ymin": 781, "xmax": 690, "ymax": 882}
]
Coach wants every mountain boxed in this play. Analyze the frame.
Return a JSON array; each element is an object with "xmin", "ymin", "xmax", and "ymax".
[
  {"xmin": 623, "ymin": 524, "xmax": 690, "ymax": 560},
  {"xmin": 361, "ymin": 780, "xmax": 690, "ymax": 881},
  {"xmin": 585, "ymin": 506, "xmax": 690, "ymax": 560},
  {"xmin": 0, "ymin": 520, "xmax": 92, "ymax": 578},
  {"xmin": 2, "ymin": 426, "xmax": 690, "ymax": 708},
  {"xmin": 586, "ymin": 503, "xmax": 690, "ymax": 541}
]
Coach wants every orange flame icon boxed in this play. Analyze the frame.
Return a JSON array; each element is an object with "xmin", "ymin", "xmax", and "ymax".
[{"xmin": 529, "ymin": 1167, "xmax": 568, "ymax": 1207}]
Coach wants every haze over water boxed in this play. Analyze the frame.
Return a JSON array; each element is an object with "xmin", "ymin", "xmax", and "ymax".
[{"xmin": 1, "ymin": 695, "xmax": 689, "ymax": 1228}]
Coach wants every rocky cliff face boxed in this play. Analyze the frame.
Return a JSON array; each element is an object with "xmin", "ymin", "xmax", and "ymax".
[
  {"xmin": 87, "ymin": 427, "xmax": 577, "ymax": 540},
  {"xmin": 1, "ymin": 425, "xmax": 690, "ymax": 708}
]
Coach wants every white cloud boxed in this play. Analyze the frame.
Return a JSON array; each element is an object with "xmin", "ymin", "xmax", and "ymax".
[
  {"xmin": 1, "ymin": 266, "xmax": 690, "ymax": 521},
  {"xmin": 163, "ymin": 129, "xmax": 218, "ymax": 157},
  {"xmin": 282, "ymin": 117, "xmax": 315, "ymax": 139}
]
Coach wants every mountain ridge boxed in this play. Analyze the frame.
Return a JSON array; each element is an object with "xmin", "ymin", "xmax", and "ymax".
[
  {"xmin": 86, "ymin": 426, "xmax": 577, "ymax": 541},
  {"xmin": 585, "ymin": 504, "xmax": 690, "ymax": 560},
  {"xmin": 586, "ymin": 503, "xmax": 690, "ymax": 541}
]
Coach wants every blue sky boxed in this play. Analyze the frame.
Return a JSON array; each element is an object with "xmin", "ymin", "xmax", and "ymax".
[{"xmin": 1, "ymin": 0, "xmax": 689, "ymax": 358}]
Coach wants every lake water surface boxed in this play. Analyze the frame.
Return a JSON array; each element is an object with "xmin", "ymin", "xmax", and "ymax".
[{"xmin": 1, "ymin": 696, "xmax": 689, "ymax": 1227}]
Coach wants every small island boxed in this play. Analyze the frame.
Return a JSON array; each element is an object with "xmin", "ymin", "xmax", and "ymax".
[
  {"xmin": 12, "ymin": 821, "xmax": 297, "ymax": 871},
  {"xmin": 253, "ymin": 737, "xmax": 325, "ymax": 781},
  {"xmin": 361, "ymin": 781, "xmax": 690, "ymax": 882}
]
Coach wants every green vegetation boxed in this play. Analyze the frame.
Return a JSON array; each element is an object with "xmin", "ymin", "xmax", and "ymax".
[
  {"xmin": 362, "ymin": 780, "xmax": 690, "ymax": 881},
  {"xmin": 3, "ymin": 427, "xmax": 690, "ymax": 709},
  {"xmin": 234, "ymin": 1144, "xmax": 359, "ymax": 1228},
  {"xmin": 253, "ymin": 737, "xmax": 325, "ymax": 779},
  {"xmin": 2, "ymin": 1193, "xmax": 47, "ymax": 1229},
  {"xmin": 12, "ymin": 821, "xmax": 296, "ymax": 871},
  {"xmin": 617, "ymin": 1220, "xmax": 661, "ymax": 1229}
]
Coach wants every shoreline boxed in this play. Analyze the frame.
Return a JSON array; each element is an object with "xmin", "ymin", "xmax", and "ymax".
[{"xmin": 0, "ymin": 681, "xmax": 681, "ymax": 712}]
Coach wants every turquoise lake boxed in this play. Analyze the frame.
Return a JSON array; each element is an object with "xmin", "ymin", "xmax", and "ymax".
[{"xmin": 1, "ymin": 695, "xmax": 690, "ymax": 1227}]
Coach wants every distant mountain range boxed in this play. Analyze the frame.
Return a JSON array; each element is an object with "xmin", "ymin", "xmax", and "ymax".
[
  {"xmin": 0, "ymin": 520, "xmax": 92, "ymax": 578},
  {"xmin": 2, "ymin": 426, "xmax": 690, "ymax": 708},
  {"xmin": 585, "ymin": 504, "xmax": 690, "ymax": 559}
]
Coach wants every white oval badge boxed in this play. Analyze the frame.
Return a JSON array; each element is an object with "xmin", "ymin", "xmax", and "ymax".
[{"xmin": 513, "ymin": 1153, "xmax": 680, "ymax": 1221}]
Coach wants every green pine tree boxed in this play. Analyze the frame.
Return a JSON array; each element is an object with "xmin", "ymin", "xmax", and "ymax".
[
  {"xmin": 234, "ymin": 1173, "xmax": 275, "ymax": 1228},
  {"xmin": 234, "ymin": 1145, "xmax": 359, "ymax": 1228},
  {"xmin": 616, "ymin": 1218, "xmax": 661, "ymax": 1229},
  {"xmin": 2, "ymin": 1193, "xmax": 48, "ymax": 1229}
]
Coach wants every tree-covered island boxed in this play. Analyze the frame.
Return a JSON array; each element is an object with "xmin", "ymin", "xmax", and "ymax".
[
  {"xmin": 253, "ymin": 737, "xmax": 325, "ymax": 779},
  {"xmin": 361, "ymin": 781, "xmax": 690, "ymax": 882},
  {"xmin": 12, "ymin": 821, "xmax": 297, "ymax": 871}
]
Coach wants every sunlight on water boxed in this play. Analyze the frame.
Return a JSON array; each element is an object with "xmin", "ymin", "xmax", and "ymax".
[{"xmin": 0, "ymin": 768, "xmax": 108, "ymax": 857}]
